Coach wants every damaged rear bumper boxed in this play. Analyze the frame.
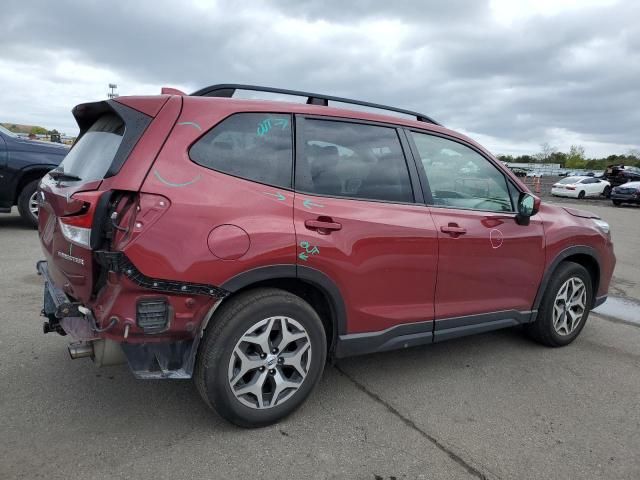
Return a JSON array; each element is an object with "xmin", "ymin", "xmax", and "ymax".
[{"xmin": 36, "ymin": 260, "xmax": 218, "ymax": 379}]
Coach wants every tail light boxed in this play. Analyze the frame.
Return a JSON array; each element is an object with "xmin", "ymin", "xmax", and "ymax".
[
  {"xmin": 566, "ymin": 186, "xmax": 576, "ymax": 190},
  {"xmin": 58, "ymin": 191, "xmax": 104, "ymax": 248}
]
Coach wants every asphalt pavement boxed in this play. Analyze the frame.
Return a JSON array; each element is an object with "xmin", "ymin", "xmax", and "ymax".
[{"xmin": 1, "ymin": 200, "xmax": 638, "ymax": 480}]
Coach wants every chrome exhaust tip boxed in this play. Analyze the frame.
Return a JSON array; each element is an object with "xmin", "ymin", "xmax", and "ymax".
[{"xmin": 68, "ymin": 342, "xmax": 94, "ymax": 360}]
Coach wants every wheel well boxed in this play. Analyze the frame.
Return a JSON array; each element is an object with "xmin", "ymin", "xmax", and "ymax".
[
  {"xmin": 563, "ymin": 254, "xmax": 600, "ymax": 302},
  {"xmin": 14, "ymin": 169, "xmax": 50, "ymax": 204},
  {"xmin": 232, "ymin": 279, "xmax": 336, "ymax": 354}
]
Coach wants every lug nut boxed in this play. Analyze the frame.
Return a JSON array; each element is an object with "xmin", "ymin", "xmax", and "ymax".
[
  {"xmin": 269, "ymin": 369, "xmax": 275, "ymax": 375},
  {"xmin": 272, "ymin": 348, "xmax": 278, "ymax": 354},
  {"xmin": 259, "ymin": 366, "xmax": 265, "ymax": 371},
  {"xmin": 260, "ymin": 353, "xmax": 267, "ymax": 359},
  {"xmin": 278, "ymin": 357, "xmax": 284, "ymax": 363}
]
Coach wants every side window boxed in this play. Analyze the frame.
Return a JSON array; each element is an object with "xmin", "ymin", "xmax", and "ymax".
[
  {"xmin": 296, "ymin": 119, "xmax": 413, "ymax": 203},
  {"xmin": 189, "ymin": 113, "xmax": 293, "ymax": 188},
  {"xmin": 410, "ymin": 131, "xmax": 514, "ymax": 212},
  {"xmin": 507, "ymin": 180, "xmax": 521, "ymax": 207}
]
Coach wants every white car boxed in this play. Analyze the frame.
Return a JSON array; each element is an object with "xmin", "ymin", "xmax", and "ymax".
[{"xmin": 551, "ymin": 176, "xmax": 611, "ymax": 199}]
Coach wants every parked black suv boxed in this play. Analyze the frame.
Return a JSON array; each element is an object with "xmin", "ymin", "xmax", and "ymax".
[
  {"xmin": 0, "ymin": 125, "xmax": 69, "ymax": 226},
  {"xmin": 602, "ymin": 164, "xmax": 640, "ymax": 190}
]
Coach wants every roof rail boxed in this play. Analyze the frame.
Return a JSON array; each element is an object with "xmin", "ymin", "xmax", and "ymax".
[{"xmin": 190, "ymin": 84, "xmax": 441, "ymax": 126}]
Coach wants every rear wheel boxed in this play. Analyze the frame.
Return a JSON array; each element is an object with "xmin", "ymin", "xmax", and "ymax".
[
  {"xmin": 524, "ymin": 262, "xmax": 593, "ymax": 347},
  {"xmin": 577, "ymin": 190, "xmax": 586, "ymax": 199},
  {"xmin": 612, "ymin": 200, "xmax": 622, "ymax": 206},
  {"xmin": 17, "ymin": 180, "xmax": 40, "ymax": 228},
  {"xmin": 603, "ymin": 185, "xmax": 611, "ymax": 197},
  {"xmin": 195, "ymin": 288, "xmax": 326, "ymax": 427}
]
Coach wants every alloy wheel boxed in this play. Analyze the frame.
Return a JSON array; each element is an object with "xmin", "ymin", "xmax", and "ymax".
[
  {"xmin": 552, "ymin": 277, "xmax": 587, "ymax": 336},
  {"xmin": 227, "ymin": 316, "xmax": 312, "ymax": 409},
  {"xmin": 29, "ymin": 191, "xmax": 39, "ymax": 218}
]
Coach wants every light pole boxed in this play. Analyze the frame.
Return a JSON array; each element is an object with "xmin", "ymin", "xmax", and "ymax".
[{"xmin": 107, "ymin": 83, "xmax": 119, "ymax": 99}]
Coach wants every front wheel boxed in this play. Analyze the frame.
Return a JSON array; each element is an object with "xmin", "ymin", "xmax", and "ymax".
[
  {"xmin": 17, "ymin": 179, "xmax": 40, "ymax": 228},
  {"xmin": 612, "ymin": 200, "xmax": 622, "ymax": 206},
  {"xmin": 195, "ymin": 288, "xmax": 326, "ymax": 427},
  {"xmin": 524, "ymin": 262, "xmax": 593, "ymax": 347}
]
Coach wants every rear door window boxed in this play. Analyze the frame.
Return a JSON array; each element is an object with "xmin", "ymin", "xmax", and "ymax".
[
  {"xmin": 58, "ymin": 113, "xmax": 124, "ymax": 182},
  {"xmin": 190, "ymin": 113, "xmax": 293, "ymax": 188},
  {"xmin": 295, "ymin": 118, "xmax": 414, "ymax": 203}
]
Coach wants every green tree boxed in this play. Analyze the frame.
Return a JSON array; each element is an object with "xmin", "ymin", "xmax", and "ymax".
[
  {"xmin": 565, "ymin": 145, "xmax": 586, "ymax": 169},
  {"xmin": 29, "ymin": 126, "xmax": 48, "ymax": 135}
]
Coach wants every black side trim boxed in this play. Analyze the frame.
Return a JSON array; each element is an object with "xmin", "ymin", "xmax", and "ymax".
[
  {"xmin": 434, "ymin": 310, "xmax": 533, "ymax": 342},
  {"xmin": 221, "ymin": 265, "xmax": 297, "ymax": 292},
  {"xmin": 594, "ymin": 295, "xmax": 607, "ymax": 308},
  {"xmin": 220, "ymin": 264, "xmax": 348, "ymax": 348},
  {"xmin": 532, "ymin": 245, "xmax": 601, "ymax": 311},
  {"xmin": 297, "ymin": 265, "xmax": 348, "ymax": 335},
  {"xmin": 94, "ymin": 251, "xmax": 229, "ymax": 298},
  {"xmin": 336, "ymin": 309, "xmax": 535, "ymax": 358},
  {"xmin": 335, "ymin": 321, "xmax": 433, "ymax": 358}
]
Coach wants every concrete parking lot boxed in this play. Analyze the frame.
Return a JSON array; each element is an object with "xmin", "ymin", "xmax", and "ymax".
[{"xmin": 1, "ymin": 201, "xmax": 638, "ymax": 480}]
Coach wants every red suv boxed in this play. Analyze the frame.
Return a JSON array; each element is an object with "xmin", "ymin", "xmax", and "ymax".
[{"xmin": 37, "ymin": 84, "xmax": 615, "ymax": 427}]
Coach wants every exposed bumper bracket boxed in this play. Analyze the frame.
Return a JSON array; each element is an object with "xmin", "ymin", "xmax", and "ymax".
[{"xmin": 94, "ymin": 250, "xmax": 230, "ymax": 298}]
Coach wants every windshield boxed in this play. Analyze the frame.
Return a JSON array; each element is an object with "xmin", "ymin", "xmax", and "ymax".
[
  {"xmin": 57, "ymin": 113, "xmax": 124, "ymax": 181},
  {"xmin": 0, "ymin": 125, "xmax": 19, "ymax": 138}
]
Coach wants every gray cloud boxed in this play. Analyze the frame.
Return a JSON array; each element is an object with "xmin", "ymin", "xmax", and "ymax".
[{"xmin": 1, "ymin": 0, "xmax": 638, "ymax": 156}]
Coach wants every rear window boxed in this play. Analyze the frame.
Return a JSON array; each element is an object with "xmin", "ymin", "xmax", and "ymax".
[
  {"xmin": 189, "ymin": 113, "xmax": 293, "ymax": 188},
  {"xmin": 59, "ymin": 113, "xmax": 124, "ymax": 181},
  {"xmin": 558, "ymin": 177, "xmax": 582, "ymax": 184}
]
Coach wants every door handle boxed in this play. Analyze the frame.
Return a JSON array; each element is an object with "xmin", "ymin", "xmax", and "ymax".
[
  {"xmin": 305, "ymin": 218, "xmax": 342, "ymax": 233},
  {"xmin": 440, "ymin": 224, "xmax": 467, "ymax": 235}
]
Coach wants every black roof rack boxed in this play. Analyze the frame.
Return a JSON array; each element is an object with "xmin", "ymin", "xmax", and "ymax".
[{"xmin": 190, "ymin": 84, "xmax": 441, "ymax": 126}]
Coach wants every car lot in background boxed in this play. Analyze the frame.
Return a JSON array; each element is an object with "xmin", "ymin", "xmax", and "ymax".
[
  {"xmin": 0, "ymin": 125, "xmax": 69, "ymax": 226},
  {"xmin": 508, "ymin": 166, "xmax": 528, "ymax": 177},
  {"xmin": 603, "ymin": 164, "xmax": 640, "ymax": 188},
  {"xmin": 611, "ymin": 181, "xmax": 640, "ymax": 206},
  {"xmin": 551, "ymin": 176, "xmax": 610, "ymax": 199}
]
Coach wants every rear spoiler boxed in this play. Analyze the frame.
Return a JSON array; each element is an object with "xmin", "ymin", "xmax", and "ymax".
[
  {"xmin": 161, "ymin": 87, "xmax": 186, "ymax": 96},
  {"xmin": 71, "ymin": 100, "xmax": 153, "ymax": 178}
]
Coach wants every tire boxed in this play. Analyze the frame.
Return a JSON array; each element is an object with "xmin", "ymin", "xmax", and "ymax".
[
  {"xmin": 194, "ymin": 288, "xmax": 327, "ymax": 427},
  {"xmin": 577, "ymin": 190, "xmax": 585, "ymax": 199},
  {"xmin": 17, "ymin": 179, "xmax": 40, "ymax": 228},
  {"xmin": 524, "ymin": 262, "xmax": 593, "ymax": 347},
  {"xmin": 603, "ymin": 185, "xmax": 611, "ymax": 198},
  {"xmin": 612, "ymin": 200, "xmax": 621, "ymax": 206}
]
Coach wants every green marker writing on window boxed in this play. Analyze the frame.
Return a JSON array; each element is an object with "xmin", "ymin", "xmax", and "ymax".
[{"xmin": 257, "ymin": 118, "xmax": 289, "ymax": 137}]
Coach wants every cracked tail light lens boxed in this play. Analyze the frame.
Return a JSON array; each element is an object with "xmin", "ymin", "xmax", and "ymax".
[
  {"xmin": 58, "ymin": 191, "xmax": 103, "ymax": 248},
  {"xmin": 58, "ymin": 220, "xmax": 91, "ymax": 247}
]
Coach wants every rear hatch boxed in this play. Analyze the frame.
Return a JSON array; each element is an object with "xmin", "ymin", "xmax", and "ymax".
[{"xmin": 38, "ymin": 96, "xmax": 177, "ymax": 304}]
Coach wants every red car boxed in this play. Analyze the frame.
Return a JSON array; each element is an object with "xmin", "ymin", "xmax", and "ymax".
[{"xmin": 37, "ymin": 84, "xmax": 615, "ymax": 427}]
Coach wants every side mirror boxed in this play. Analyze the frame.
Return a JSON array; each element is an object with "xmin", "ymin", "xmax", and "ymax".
[{"xmin": 516, "ymin": 193, "xmax": 540, "ymax": 225}]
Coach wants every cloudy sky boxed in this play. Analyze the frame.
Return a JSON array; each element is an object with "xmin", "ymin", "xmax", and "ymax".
[{"xmin": 1, "ymin": 0, "xmax": 638, "ymax": 157}]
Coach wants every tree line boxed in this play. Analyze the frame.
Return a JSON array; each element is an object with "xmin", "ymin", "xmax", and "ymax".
[{"xmin": 497, "ymin": 143, "xmax": 640, "ymax": 170}]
